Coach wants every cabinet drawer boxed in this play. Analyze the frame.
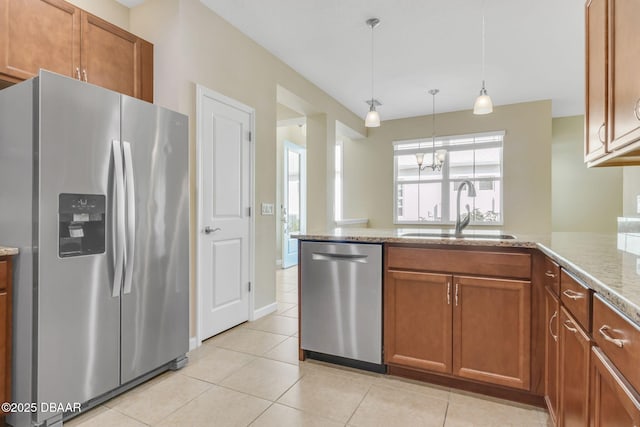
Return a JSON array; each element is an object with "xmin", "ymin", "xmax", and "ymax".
[
  {"xmin": 0, "ymin": 261, "xmax": 6, "ymax": 292},
  {"xmin": 560, "ymin": 270, "xmax": 592, "ymax": 331},
  {"xmin": 543, "ymin": 257, "xmax": 560, "ymax": 295},
  {"xmin": 387, "ymin": 247, "xmax": 531, "ymax": 279},
  {"xmin": 593, "ymin": 294, "xmax": 640, "ymax": 393}
]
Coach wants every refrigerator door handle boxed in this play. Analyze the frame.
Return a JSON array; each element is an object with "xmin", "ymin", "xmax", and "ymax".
[
  {"xmin": 123, "ymin": 141, "xmax": 136, "ymax": 295},
  {"xmin": 112, "ymin": 140, "xmax": 126, "ymax": 298}
]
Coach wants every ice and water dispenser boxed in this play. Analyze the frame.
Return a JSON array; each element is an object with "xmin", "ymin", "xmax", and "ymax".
[{"xmin": 58, "ymin": 193, "xmax": 106, "ymax": 257}]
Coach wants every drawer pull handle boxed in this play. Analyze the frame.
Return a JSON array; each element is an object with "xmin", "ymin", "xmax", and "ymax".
[
  {"xmin": 597, "ymin": 123, "xmax": 606, "ymax": 144},
  {"xmin": 563, "ymin": 320, "xmax": 578, "ymax": 333},
  {"xmin": 549, "ymin": 310, "xmax": 558, "ymax": 342},
  {"xmin": 545, "ymin": 271, "xmax": 556, "ymax": 278},
  {"xmin": 635, "ymin": 99, "xmax": 640, "ymax": 121},
  {"xmin": 563, "ymin": 289, "xmax": 584, "ymax": 300},
  {"xmin": 76, "ymin": 67, "xmax": 81, "ymax": 80},
  {"xmin": 599, "ymin": 325, "xmax": 624, "ymax": 348},
  {"xmin": 447, "ymin": 282, "xmax": 451, "ymax": 305}
]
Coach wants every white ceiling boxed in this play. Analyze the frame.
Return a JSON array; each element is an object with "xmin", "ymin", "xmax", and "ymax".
[
  {"xmin": 114, "ymin": 0, "xmax": 145, "ymax": 7},
  {"xmin": 199, "ymin": 0, "xmax": 585, "ymax": 120},
  {"xmin": 118, "ymin": 1, "xmax": 585, "ymax": 119}
]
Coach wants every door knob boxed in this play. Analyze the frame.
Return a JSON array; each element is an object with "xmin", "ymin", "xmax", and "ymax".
[{"xmin": 203, "ymin": 226, "xmax": 220, "ymax": 234}]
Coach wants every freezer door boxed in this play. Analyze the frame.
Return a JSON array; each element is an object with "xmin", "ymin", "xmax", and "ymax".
[
  {"xmin": 120, "ymin": 95, "xmax": 189, "ymax": 383},
  {"xmin": 36, "ymin": 71, "xmax": 121, "ymax": 423}
]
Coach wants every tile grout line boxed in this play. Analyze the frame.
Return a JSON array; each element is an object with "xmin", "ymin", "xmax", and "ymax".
[
  {"xmin": 244, "ymin": 401, "xmax": 276, "ymax": 427},
  {"xmin": 343, "ymin": 382, "xmax": 374, "ymax": 426}
]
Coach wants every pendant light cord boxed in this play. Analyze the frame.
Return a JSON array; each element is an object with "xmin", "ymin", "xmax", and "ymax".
[
  {"xmin": 370, "ymin": 23, "xmax": 375, "ymax": 103},
  {"xmin": 481, "ymin": 1, "xmax": 486, "ymax": 87}
]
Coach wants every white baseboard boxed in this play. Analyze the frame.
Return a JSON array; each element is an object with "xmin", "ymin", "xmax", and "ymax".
[
  {"xmin": 189, "ymin": 337, "xmax": 198, "ymax": 351},
  {"xmin": 253, "ymin": 302, "xmax": 277, "ymax": 320}
]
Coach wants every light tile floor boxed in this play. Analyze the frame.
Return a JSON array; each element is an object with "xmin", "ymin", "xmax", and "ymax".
[{"xmin": 67, "ymin": 267, "xmax": 549, "ymax": 427}]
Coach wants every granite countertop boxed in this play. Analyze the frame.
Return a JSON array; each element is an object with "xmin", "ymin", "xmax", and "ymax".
[
  {"xmin": 296, "ymin": 229, "xmax": 640, "ymax": 326},
  {"xmin": 0, "ymin": 246, "xmax": 18, "ymax": 256}
]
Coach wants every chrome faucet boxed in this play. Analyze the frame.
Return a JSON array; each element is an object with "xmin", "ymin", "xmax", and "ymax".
[{"xmin": 455, "ymin": 180, "xmax": 477, "ymax": 236}]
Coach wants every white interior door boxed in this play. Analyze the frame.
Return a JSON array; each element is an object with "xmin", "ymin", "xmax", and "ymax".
[
  {"xmin": 198, "ymin": 86, "xmax": 253, "ymax": 340},
  {"xmin": 282, "ymin": 141, "xmax": 306, "ymax": 268}
]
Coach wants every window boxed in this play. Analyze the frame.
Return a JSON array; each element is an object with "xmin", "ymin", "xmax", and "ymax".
[
  {"xmin": 393, "ymin": 131, "xmax": 504, "ymax": 225},
  {"xmin": 334, "ymin": 139, "xmax": 343, "ymax": 221}
]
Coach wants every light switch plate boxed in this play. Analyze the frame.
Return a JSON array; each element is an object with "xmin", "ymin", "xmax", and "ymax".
[{"xmin": 261, "ymin": 203, "xmax": 274, "ymax": 215}]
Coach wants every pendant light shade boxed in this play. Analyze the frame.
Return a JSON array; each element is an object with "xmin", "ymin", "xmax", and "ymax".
[
  {"xmin": 473, "ymin": 7, "xmax": 493, "ymax": 115},
  {"xmin": 365, "ymin": 108, "xmax": 380, "ymax": 128},
  {"xmin": 365, "ymin": 18, "xmax": 381, "ymax": 127},
  {"xmin": 474, "ymin": 82, "xmax": 493, "ymax": 115},
  {"xmin": 365, "ymin": 99, "xmax": 381, "ymax": 127}
]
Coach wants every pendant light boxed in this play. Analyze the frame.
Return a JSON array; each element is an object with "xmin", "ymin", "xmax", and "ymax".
[
  {"xmin": 416, "ymin": 89, "xmax": 447, "ymax": 172},
  {"xmin": 473, "ymin": 4, "xmax": 493, "ymax": 115},
  {"xmin": 365, "ymin": 18, "xmax": 381, "ymax": 127}
]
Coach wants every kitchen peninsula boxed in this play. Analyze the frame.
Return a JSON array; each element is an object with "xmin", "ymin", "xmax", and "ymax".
[{"xmin": 296, "ymin": 229, "xmax": 640, "ymax": 426}]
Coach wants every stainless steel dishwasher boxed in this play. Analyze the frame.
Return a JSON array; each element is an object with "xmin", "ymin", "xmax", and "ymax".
[{"xmin": 300, "ymin": 241, "xmax": 383, "ymax": 372}]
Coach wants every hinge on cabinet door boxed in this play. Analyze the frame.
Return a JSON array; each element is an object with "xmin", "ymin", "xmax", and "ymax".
[
  {"xmin": 248, "ymin": 131, "xmax": 252, "ymax": 142},
  {"xmin": 247, "ymin": 206, "xmax": 251, "ymax": 217},
  {"xmin": 248, "ymin": 282, "xmax": 252, "ymax": 292}
]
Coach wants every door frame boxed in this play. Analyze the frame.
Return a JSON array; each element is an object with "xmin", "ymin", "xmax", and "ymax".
[
  {"xmin": 282, "ymin": 140, "xmax": 306, "ymax": 268},
  {"xmin": 195, "ymin": 84, "xmax": 255, "ymax": 348}
]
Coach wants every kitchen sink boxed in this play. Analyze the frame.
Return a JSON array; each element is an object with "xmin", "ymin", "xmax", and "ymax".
[{"xmin": 400, "ymin": 232, "xmax": 517, "ymax": 240}]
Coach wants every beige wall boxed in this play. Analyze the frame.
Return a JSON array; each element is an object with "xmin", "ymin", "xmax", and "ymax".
[
  {"xmin": 623, "ymin": 167, "xmax": 640, "ymax": 217},
  {"xmin": 552, "ymin": 116, "xmax": 622, "ymax": 231},
  {"xmin": 343, "ymin": 100, "xmax": 553, "ymax": 234},
  {"xmin": 66, "ymin": 0, "xmax": 130, "ymax": 30},
  {"xmin": 128, "ymin": 0, "xmax": 365, "ymax": 336}
]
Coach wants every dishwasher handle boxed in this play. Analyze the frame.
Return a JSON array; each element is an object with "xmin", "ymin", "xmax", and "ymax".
[{"xmin": 312, "ymin": 252, "xmax": 369, "ymax": 263}]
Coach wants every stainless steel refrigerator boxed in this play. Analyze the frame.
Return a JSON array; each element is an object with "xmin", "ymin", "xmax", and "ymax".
[{"xmin": 0, "ymin": 70, "xmax": 189, "ymax": 427}]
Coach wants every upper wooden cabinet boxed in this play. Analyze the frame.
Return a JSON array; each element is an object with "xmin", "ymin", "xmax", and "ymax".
[
  {"xmin": 0, "ymin": 0, "xmax": 153, "ymax": 102},
  {"xmin": 586, "ymin": 0, "xmax": 640, "ymax": 166},
  {"xmin": 585, "ymin": 0, "xmax": 608, "ymax": 162}
]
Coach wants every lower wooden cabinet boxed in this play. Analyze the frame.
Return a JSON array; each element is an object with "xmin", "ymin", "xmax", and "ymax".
[
  {"xmin": 452, "ymin": 275, "xmax": 531, "ymax": 390},
  {"xmin": 590, "ymin": 346, "xmax": 640, "ymax": 426},
  {"xmin": 559, "ymin": 306, "xmax": 592, "ymax": 427},
  {"xmin": 545, "ymin": 287, "xmax": 560, "ymax": 424},
  {"xmin": 385, "ymin": 270, "xmax": 452, "ymax": 373},
  {"xmin": 385, "ymin": 268, "xmax": 531, "ymax": 390}
]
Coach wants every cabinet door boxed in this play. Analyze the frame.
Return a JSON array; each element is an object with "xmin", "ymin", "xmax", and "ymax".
[
  {"xmin": 585, "ymin": 0, "xmax": 608, "ymax": 162},
  {"xmin": 545, "ymin": 287, "xmax": 560, "ymax": 426},
  {"xmin": 80, "ymin": 11, "xmax": 140, "ymax": 98},
  {"xmin": 590, "ymin": 346, "xmax": 640, "ymax": 427},
  {"xmin": 559, "ymin": 306, "xmax": 592, "ymax": 427},
  {"xmin": 384, "ymin": 270, "xmax": 452, "ymax": 373},
  {"xmin": 0, "ymin": 0, "xmax": 80, "ymax": 81},
  {"xmin": 452, "ymin": 276, "xmax": 531, "ymax": 390},
  {"xmin": 608, "ymin": 0, "xmax": 640, "ymax": 151}
]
